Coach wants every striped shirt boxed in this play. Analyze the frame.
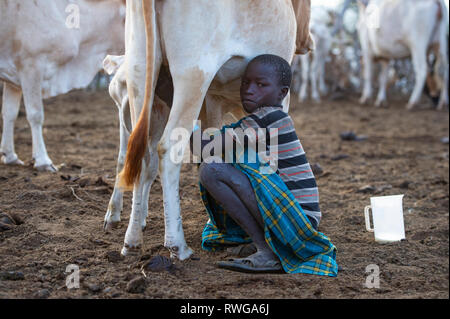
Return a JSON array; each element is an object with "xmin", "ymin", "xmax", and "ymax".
[{"xmin": 238, "ymin": 106, "xmax": 321, "ymax": 227}]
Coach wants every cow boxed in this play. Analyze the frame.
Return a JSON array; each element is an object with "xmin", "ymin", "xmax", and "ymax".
[
  {"xmin": 295, "ymin": 6, "xmax": 332, "ymax": 102},
  {"xmin": 357, "ymin": 0, "xmax": 449, "ymax": 110},
  {"xmin": 111, "ymin": 0, "xmax": 312, "ymax": 260},
  {"xmin": 0, "ymin": 0, "xmax": 125, "ymax": 171}
]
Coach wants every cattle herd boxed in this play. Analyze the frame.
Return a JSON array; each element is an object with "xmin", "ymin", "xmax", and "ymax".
[{"xmin": 0, "ymin": 0, "xmax": 448, "ymax": 299}]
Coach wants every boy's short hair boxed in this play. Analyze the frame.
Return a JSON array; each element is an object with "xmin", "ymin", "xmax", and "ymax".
[{"xmin": 249, "ymin": 54, "xmax": 292, "ymax": 88}]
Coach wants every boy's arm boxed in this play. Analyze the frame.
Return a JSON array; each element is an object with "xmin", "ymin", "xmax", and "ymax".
[
  {"xmin": 190, "ymin": 125, "xmax": 226, "ymax": 160},
  {"xmin": 190, "ymin": 125, "xmax": 209, "ymax": 159}
]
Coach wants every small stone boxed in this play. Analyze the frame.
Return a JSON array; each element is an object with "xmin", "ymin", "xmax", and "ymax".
[
  {"xmin": 126, "ymin": 277, "xmax": 147, "ymax": 294},
  {"xmin": 86, "ymin": 283, "xmax": 102, "ymax": 293},
  {"xmin": 33, "ymin": 289, "xmax": 50, "ymax": 299},
  {"xmin": 311, "ymin": 163, "xmax": 323, "ymax": 175},
  {"xmin": 397, "ymin": 181, "xmax": 411, "ymax": 189},
  {"xmin": 331, "ymin": 154, "xmax": 349, "ymax": 161},
  {"xmin": 357, "ymin": 185, "xmax": 376, "ymax": 194},
  {"xmin": 340, "ymin": 131, "xmax": 368, "ymax": 141},
  {"xmin": 103, "ymin": 287, "xmax": 113, "ymax": 294},
  {"xmin": 106, "ymin": 250, "xmax": 123, "ymax": 263},
  {"xmin": 111, "ymin": 291, "xmax": 121, "ymax": 298},
  {"xmin": 0, "ymin": 222, "xmax": 13, "ymax": 232},
  {"xmin": 340, "ymin": 131, "xmax": 357, "ymax": 141},
  {"xmin": 0, "ymin": 271, "xmax": 25, "ymax": 281}
]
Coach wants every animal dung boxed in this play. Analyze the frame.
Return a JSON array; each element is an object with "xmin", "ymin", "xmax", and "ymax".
[
  {"xmin": 141, "ymin": 255, "xmax": 176, "ymax": 274},
  {"xmin": 126, "ymin": 277, "xmax": 147, "ymax": 294},
  {"xmin": 340, "ymin": 131, "xmax": 368, "ymax": 141},
  {"xmin": 0, "ymin": 212, "xmax": 24, "ymax": 231}
]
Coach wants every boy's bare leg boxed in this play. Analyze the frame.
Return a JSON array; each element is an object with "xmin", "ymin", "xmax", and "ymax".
[{"xmin": 198, "ymin": 162, "xmax": 279, "ymax": 267}]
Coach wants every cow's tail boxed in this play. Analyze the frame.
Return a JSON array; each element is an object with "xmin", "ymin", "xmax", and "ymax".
[{"xmin": 118, "ymin": 0, "xmax": 157, "ymax": 191}]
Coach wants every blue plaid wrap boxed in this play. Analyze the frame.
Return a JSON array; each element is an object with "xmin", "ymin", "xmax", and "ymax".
[{"xmin": 200, "ymin": 120, "xmax": 338, "ymax": 277}]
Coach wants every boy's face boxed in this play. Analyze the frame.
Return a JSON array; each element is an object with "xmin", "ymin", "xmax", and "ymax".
[{"xmin": 240, "ymin": 61, "xmax": 288, "ymax": 113}]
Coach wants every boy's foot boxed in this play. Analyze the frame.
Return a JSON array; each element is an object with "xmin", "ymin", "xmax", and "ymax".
[
  {"xmin": 217, "ymin": 251, "xmax": 283, "ymax": 274},
  {"xmin": 226, "ymin": 243, "xmax": 257, "ymax": 257}
]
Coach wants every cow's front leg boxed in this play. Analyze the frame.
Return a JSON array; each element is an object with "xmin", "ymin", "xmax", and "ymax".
[
  {"xmin": 157, "ymin": 68, "xmax": 216, "ymax": 260},
  {"xmin": 1, "ymin": 82, "xmax": 24, "ymax": 166},
  {"xmin": 310, "ymin": 55, "xmax": 321, "ymax": 102},
  {"xmin": 19, "ymin": 68, "xmax": 56, "ymax": 172},
  {"xmin": 359, "ymin": 54, "xmax": 373, "ymax": 105},
  {"xmin": 298, "ymin": 54, "xmax": 309, "ymax": 102},
  {"xmin": 375, "ymin": 60, "xmax": 389, "ymax": 107}
]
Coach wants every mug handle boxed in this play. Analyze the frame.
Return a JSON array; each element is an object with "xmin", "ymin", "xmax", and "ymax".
[{"xmin": 364, "ymin": 205, "xmax": 374, "ymax": 232}]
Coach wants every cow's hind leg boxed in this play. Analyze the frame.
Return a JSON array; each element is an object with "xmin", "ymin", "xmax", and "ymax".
[
  {"xmin": 1, "ymin": 82, "xmax": 24, "ymax": 166},
  {"xmin": 139, "ymin": 98, "xmax": 170, "ymax": 230},
  {"xmin": 121, "ymin": 161, "xmax": 149, "ymax": 256},
  {"xmin": 121, "ymin": 96, "xmax": 169, "ymax": 255},
  {"xmin": 104, "ymin": 97, "xmax": 130, "ymax": 232}
]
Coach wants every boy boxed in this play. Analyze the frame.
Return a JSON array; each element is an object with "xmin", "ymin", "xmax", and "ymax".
[{"xmin": 193, "ymin": 54, "xmax": 337, "ymax": 275}]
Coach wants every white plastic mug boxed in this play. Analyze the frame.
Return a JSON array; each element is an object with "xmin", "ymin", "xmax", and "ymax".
[{"xmin": 364, "ymin": 195, "xmax": 406, "ymax": 243}]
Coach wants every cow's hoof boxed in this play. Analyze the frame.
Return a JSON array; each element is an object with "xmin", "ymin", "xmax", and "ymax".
[
  {"xmin": 103, "ymin": 220, "xmax": 120, "ymax": 233},
  {"xmin": 406, "ymin": 103, "xmax": 415, "ymax": 111},
  {"xmin": 1, "ymin": 155, "xmax": 24, "ymax": 166},
  {"xmin": 167, "ymin": 245, "xmax": 194, "ymax": 261},
  {"xmin": 359, "ymin": 97, "xmax": 369, "ymax": 105},
  {"xmin": 35, "ymin": 163, "xmax": 58, "ymax": 172},
  {"xmin": 437, "ymin": 102, "xmax": 448, "ymax": 111},
  {"xmin": 375, "ymin": 100, "xmax": 387, "ymax": 108},
  {"xmin": 121, "ymin": 244, "xmax": 142, "ymax": 257}
]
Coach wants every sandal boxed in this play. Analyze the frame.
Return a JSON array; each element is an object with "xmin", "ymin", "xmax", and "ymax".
[
  {"xmin": 226, "ymin": 243, "xmax": 257, "ymax": 257},
  {"xmin": 217, "ymin": 256, "xmax": 284, "ymax": 274}
]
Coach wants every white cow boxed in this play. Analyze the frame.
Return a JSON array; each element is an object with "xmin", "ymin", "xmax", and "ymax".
[
  {"xmin": 0, "ymin": 0, "xmax": 125, "ymax": 171},
  {"xmin": 295, "ymin": 6, "xmax": 332, "ymax": 102},
  {"xmin": 296, "ymin": 8, "xmax": 332, "ymax": 102},
  {"xmin": 112, "ymin": 0, "xmax": 312, "ymax": 260},
  {"xmin": 357, "ymin": 0, "xmax": 449, "ymax": 110}
]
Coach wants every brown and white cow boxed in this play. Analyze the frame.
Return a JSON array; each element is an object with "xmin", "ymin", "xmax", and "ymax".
[
  {"xmin": 112, "ymin": 0, "xmax": 312, "ymax": 260},
  {"xmin": 357, "ymin": 0, "xmax": 449, "ymax": 110},
  {"xmin": 0, "ymin": 0, "xmax": 125, "ymax": 171}
]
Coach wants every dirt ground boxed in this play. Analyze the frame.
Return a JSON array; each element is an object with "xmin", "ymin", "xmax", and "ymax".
[{"xmin": 0, "ymin": 89, "xmax": 448, "ymax": 299}]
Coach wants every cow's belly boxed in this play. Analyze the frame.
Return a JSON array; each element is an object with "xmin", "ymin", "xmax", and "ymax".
[
  {"xmin": 208, "ymin": 57, "xmax": 247, "ymax": 104},
  {"xmin": 159, "ymin": 0, "xmax": 296, "ymax": 73},
  {"xmin": 369, "ymin": 32, "xmax": 411, "ymax": 59},
  {"xmin": 0, "ymin": 62, "xmax": 20, "ymax": 86}
]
